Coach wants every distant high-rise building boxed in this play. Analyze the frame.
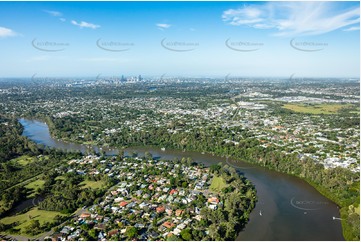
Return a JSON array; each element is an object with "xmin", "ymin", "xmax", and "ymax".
[
  {"xmin": 138, "ymin": 75, "xmax": 142, "ymax": 82},
  {"xmin": 121, "ymin": 75, "xmax": 126, "ymax": 82}
]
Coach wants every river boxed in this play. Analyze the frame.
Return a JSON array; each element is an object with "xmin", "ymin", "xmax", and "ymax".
[{"xmin": 19, "ymin": 118, "xmax": 344, "ymax": 240}]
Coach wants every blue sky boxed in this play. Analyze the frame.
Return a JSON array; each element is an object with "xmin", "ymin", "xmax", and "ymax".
[{"xmin": 0, "ymin": 1, "xmax": 359, "ymax": 78}]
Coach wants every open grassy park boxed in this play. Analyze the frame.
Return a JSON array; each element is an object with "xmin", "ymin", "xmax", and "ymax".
[
  {"xmin": 283, "ymin": 103, "xmax": 352, "ymax": 114},
  {"xmin": 209, "ymin": 175, "xmax": 227, "ymax": 192},
  {"xmin": 0, "ymin": 207, "xmax": 63, "ymax": 236},
  {"xmin": 11, "ymin": 155, "xmax": 36, "ymax": 166},
  {"xmin": 79, "ymin": 180, "xmax": 105, "ymax": 190},
  {"xmin": 24, "ymin": 180, "xmax": 46, "ymax": 198},
  {"xmin": 25, "ymin": 180, "xmax": 45, "ymax": 191},
  {"xmin": 10, "ymin": 155, "xmax": 50, "ymax": 167}
]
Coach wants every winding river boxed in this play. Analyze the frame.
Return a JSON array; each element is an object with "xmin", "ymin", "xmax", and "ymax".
[{"xmin": 19, "ymin": 118, "xmax": 344, "ymax": 240}]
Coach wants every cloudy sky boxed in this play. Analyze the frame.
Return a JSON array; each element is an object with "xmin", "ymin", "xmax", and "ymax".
[{"xmin": 0, "ymin": 1, "xmax": 359, "ymax": 78}]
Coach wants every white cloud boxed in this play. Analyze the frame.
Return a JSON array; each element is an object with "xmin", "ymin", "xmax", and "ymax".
[
  {"xmin": 156, "ymin": 23, "xmax": 171, "ymax": 30},
  {"xmin": 43, "ymin": 10, "xmax": 66, "ymax": 22},
  {"xmin": 0, "ymin": 26, "xmax": 18, "ymax": 38},
  {"xmin": 343, "ymin": 26, "xmax": 360, "ymax": 31},
  {"xmin": 43, "ymin": 10, "xmax": 62, "ymax": 17},
  {"xmin": 71, "ymin": 20, "xmax": 100, "ymax": 29},
  {"xmin": 222, "ymin": 2, "xmax": 360, "ymax": 36}
]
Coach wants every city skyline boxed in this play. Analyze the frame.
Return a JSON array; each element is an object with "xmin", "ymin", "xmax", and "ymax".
[{"xmin": 0, "ymin": 1, "xmax": 360, "ymax": 78}]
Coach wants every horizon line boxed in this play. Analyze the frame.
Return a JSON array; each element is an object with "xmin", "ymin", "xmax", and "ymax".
[{"xmin": 0, "ymin": 75, "xmax": 360, "ymax": 80}]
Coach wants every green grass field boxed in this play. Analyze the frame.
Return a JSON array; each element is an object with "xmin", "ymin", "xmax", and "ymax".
[
  {"xmin": 80, "ymin": 180, "xmax": 105, "ymax": 190},
  {"xmin": 283, "ymin": 103, "xmax": 351, "ymax": 114},
  {"xmin": 55, "ymin": 175, "xmax": 65, "ymax": 181},
  {"xmin": 24, "ymin": 180, "xmax": 45, "ymax": 198},
  {"xmin": 0, "ymin": 207, "xmax": 63, "ymax": 236},
  {"xmin": 11, "ymin": 155, "xmax": 36, "ymax": 166},
  {"xmin": 25, "ymin": 180, "xmax": 45, "ymax": 190},
  {"xmin": 11, "ymin": 155, "xmax": 50, "ymax": 167},
  {"xmin": 210, "ymin": 176, "xmax": 227, "ymax": 192}
]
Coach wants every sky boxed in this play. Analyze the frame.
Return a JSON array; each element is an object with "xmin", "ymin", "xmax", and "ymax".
[{"xmin": 0, "ymin": 1, "xmax": 360, "ymax": 78}]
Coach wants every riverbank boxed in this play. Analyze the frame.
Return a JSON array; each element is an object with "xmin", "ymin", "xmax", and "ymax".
[
  {"xmin": 129, "ymin": 145, "xmax": 356, "ymax": 240},
  {"xmin": 19, "ymin": 118, "xmax": 347, "ymax": 240}
]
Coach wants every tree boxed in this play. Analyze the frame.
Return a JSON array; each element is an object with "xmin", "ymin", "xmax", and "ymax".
[
  {"xmin": 152, "ymin": 217, "xmax": 158, "ymax": 227},
  {"xmin": 208, "ymin": 224, "xmax": 219, "ymax": 240},
  {"xmin": 144, "ymin": 152, "xmax": 153, "ymax": 160},
  {"xmin": 210, "ymin": 164, "xmax": 221, "ymax": 173},
  {"xmin": 126, "ymin": 226, "xmax": 138, "ymax": 239},
  {"xmin": 170, "ymin": 177, "xmax": 176, "ymax": 186},
  {"xmin": 225, "ymin": 222, "xmax": 236, "ymax": 239},
  {"xmin": 88, "ymin": 229, "xmax": 97, "ymax": 240},
  {"xmin": 29, "ymin": 219, "xmax": 40, "ymax": 229},
  {"xmin": 25, "ymin": 219, "xmax": 41, "ymax": 235},
  {"xmin": 167, "ymin": 234, "xmax": 182, "ymax": 241},
  {"xmin": 180, "ymin": 229, "xmax": 192, "ymax": 241},
  {"xmin": 117, "ymin": 150, "xmax": 124, "ymax": 160},
  {"xmin": 0, "ymin": 222, "xmax": 6, "ymax": 232}
]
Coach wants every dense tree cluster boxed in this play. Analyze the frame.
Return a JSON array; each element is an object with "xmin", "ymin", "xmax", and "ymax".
[
  {"xmin": 0, "ymin": 186, "xmax": 29, "ymax": 217},
  {"xmin": 0, "ymin": 116, "xmax": 39, "ymax": 162},
  {"xmin": 38, "ymin": 172, "xmax": 108, "ymax": 214},
  {"xmin": 0, "ymin": 117, "xmax": 84, "ymax": 218},
  {"xmin": 199, "ymin": 164, "xmax": 256, "ymax": 240}
]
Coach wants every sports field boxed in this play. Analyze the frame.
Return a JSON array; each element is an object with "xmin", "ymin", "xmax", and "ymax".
[{"xmin": 283, "ymin": 103, "xmax": 351, "ymax": 114}]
